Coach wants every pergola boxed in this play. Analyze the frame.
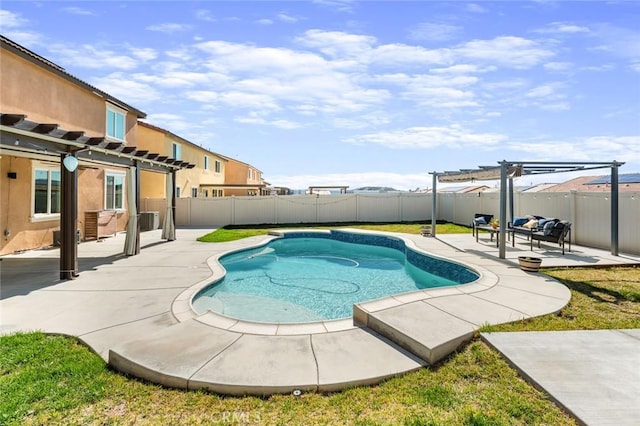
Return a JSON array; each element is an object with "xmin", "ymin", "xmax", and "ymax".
[
  {"xmin": 1, "ymin": 113, "xmax": 195, "ymax": 279},
  {"xmin": 428, "ymin": 160, "xmax": 625, "ymax": 259}
]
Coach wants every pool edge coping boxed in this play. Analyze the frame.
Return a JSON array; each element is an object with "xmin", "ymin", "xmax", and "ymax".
[{"xmin": 170, "ymin": 228, "xmax": 497, "ymax": 336}]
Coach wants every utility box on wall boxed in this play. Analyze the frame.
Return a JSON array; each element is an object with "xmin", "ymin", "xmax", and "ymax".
[{"xmin": 139, "ymin": 211, "xmax": 160, "ymax": 231}]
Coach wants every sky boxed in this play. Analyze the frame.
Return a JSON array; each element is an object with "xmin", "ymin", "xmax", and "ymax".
[{"xmin": 1, "ymin": 1, "xmax": 639, "ymax": 191}]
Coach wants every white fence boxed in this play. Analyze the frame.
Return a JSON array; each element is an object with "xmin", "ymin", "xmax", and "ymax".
[{"xmin": 141, "ymin": 191, "xmax": 640, "ymax": 255}]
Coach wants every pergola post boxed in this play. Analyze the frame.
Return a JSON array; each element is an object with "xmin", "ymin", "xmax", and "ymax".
[
  {"xmin": 611, "ymin": 161, "xmax": 620, "ymax": 256},
  {"xmin": 508, "ymin": 176, "xmax": 515, "ymax": 224},
  {"xmin": 499, "ymin": 161, "xmax": 508, "ymax": 259},
  {"xmin": 431, "ymin": 172, "xmax": 437, "ymax": 237},
  {"xmin": 60, "ymin": 152, "xmax": 78, "ymax": 280},
  {"xmin": 135, "ymin": 161, "xmax": 141, "ymax": 254}
]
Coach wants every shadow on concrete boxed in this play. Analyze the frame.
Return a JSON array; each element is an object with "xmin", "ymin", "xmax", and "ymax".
[{"xmin": 0, "ymin": 253, "xmax": 125, "ymax": 300}]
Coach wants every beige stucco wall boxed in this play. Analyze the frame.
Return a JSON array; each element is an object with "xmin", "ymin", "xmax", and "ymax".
[
  {"xmin": 0, "ymin": 155, "xmax": 128, "ymax": 255},
  {"xmin": 137, "ymin": 123, "xmax": 225, "ymax": 198},
  {"xmin": 1, "ymin": 48, "xmax": 139, "ymax": 146},
  {"xmin": 223, "ymin": 159, "xmax": 263, "ymax": 196},
  {"xmin": 1, "ymin": 46, "xmax": 139, "ymax": 254}
]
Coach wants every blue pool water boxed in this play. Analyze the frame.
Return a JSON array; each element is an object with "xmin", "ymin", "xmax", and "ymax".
[{"xmin": 192, "ymin": 231, "xmax": 479, "ymax": 323}]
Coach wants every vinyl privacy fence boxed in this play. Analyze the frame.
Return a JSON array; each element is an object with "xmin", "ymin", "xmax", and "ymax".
[{"xmin": 141, "ymin": 191, "xmax": 640, "ymax": 255}]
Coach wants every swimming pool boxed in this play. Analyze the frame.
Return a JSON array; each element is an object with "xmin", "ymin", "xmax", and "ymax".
[{"xmin": 192, "ymin": 230, "xmax": 479, "ymax": 323}]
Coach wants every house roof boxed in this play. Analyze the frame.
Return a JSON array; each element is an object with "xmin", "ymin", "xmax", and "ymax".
[
  {"xmin": 138, "ymin": 121, "xmax": 227, "ymax": 162},
  {"xmin": 439, "ymin": 185, "xmax": 490, "ymax": 193},
  {"xmin": 544, "ymin": 174, "xmax": 640, "ymax": 192},
  {"xmin": 1, "ymin": 35, "xmax": 146, "ymax": 118}
]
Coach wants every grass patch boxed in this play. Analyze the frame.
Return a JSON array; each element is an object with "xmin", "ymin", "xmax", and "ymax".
[
  {"xmin": 197, "ymin": 221, "xmax": 471, "ymax": 242},
  {"xmin": 481, "ymin": 266, "xmax": 640, "ymax": 332},
  {"xmin": 1, "ymin": 335, "xmax": 574, "ymax": 425}
]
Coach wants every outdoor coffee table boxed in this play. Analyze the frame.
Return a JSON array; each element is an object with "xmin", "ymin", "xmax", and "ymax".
[{"xmin": 475, "ymin": 225, "xmax": 500, "ymax": 247}]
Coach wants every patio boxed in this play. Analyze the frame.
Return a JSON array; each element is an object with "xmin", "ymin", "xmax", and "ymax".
[{"xmin": 1, "ymin": 227, "xmax": 639, "ymax": 424}]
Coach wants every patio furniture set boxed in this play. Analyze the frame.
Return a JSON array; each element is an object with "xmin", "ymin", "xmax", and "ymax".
[{"xmin": 472, "ymin": 213, "xmax": 572, "ymax": 255}]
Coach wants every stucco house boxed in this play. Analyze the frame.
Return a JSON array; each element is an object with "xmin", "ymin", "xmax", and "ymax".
[{"xmin": 0, "ymin": 35, "xmax": 190, "ymax": 264}]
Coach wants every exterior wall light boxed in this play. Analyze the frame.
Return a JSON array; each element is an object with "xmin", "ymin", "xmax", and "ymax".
[{"xmin": 63, "ymin": 155, "xmax": 78, "ymax": 172}]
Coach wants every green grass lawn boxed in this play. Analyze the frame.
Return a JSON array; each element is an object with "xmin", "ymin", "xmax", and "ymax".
[
  {"xmin": 2, "ymin": 224, "xmax": 638, "ymax": 425},
  {"xmin": 197, "ymin": 222, "xmax": 470, "ymax": 242}
]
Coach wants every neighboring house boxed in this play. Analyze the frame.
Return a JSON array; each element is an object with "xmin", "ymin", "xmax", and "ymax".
[
  {"xmin": 351, "ymin": 186, "xmax": 404, "ymax": 193},
  {"xmin": 543, "ymin": 174, "xmax": 640, "ymax": 193},
  {"xmin": 137, "ymin": 121, "xmax": 227, "ymax": 199},
  {"xmin": 0, "ymin": 35, "xmax": 189, "ymax": 257},
  {"xmin": 218, "ymin": 155, "xmax": 266, "ymax": 196},
  {"xmin": 439, "ymin": 185, "xmax": 491, "ymax": 194}
]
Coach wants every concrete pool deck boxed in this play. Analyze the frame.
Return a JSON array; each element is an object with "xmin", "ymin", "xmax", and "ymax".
[{"xmin": 1, "ymin": 227, "xmax": 639, "ymax": 424}]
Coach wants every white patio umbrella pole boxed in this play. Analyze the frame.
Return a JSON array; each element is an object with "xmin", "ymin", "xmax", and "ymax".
[{"xmin": 124, "ymin": 166, "xmax": 138, "ymax": 256}]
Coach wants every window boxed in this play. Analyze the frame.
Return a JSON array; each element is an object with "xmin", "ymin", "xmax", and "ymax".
[
  {"xmin": 204, "ymin": 156, "xmax": 209, "ymax": 170},
  {"xmin": 175, "ymin": 187, "xmax": 181, "ymax": 198},
  {"xmin": 33, "ymin": 166, "xmax": 60, "ymax": 216},
  {"xmin": 172, "ymin": 143, "xmax": 182, "ymax": 160},
  {"xmin": 214, "ymin": 160, "xmax": 221, "ymax": 173},
  {"xmin": 191, "ymin": 187, "xmax": 198, "ymax": 198},
  {"xmin": 213, "ymin": 189, "xmax": 223, "ymax": 197},
  {"xmin": 106, "ymin": 106, "xmax": 125, "ymax": 141},
  {"xmin": 105, "ymin": 171, "xmax": 125, "ymax": 210},
  {"xmin": 204, "ymin": 189, "xmax": 209, "ymax": 197},
  {"xmin": 248, "ymin": 168, "xmax": 252, "ymax": 180}
]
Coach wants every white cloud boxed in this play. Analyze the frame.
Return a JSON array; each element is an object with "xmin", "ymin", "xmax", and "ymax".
[
  {"xmin": 296, "ymin": 30, "xmax": 376, "ymax": 59},
  {"xmin": 535, "ymin": 22, "xmax": 591, "ymax": 34},
  {"xmin": 256, "ymin": 19, "xmax": 273, "ymax": 25},
  {"xmin": 465, "ymin": 3, "xmax": 488, "ymax": 14},
  {"xmin": 408, "ymin": 23, "xmax": 462, "ymax": 42},
  {"xmin": 311, "ymin": 0, "xmax": 355, "ymax": 13},
  {"xmin": 455, "ymin": 36, "xmax": 555, "ymax": 69},
  {"xmin": 146, "ymin": 23, "xmax": 192, "ymax": 33},
  {"xmin": 195, "ymin": 10, "xmax": 216, "ymax": 22},
  {"xmin": 90, "ymin": 72, "xmax": 163, "ymax": 104},
  {"xmin": 61, "ymin": 7, "xmax": 95, "ymax": 16},
  {"xmin": 544, "ymin": 61, "xmax": 573, "ymax": 72},
  {"xmin": 277, "ymin": 12, "xmax": 298, "ymax": 23},
  {"xmin": 141, "ymin": 113, "xmax": 194, "ymax": 134},
  {"xmin": 234, "ymin": 115, "xmax": 301, "ymax": 129},
  {"xmin": 507, "ymin": 136, "xmax": 640, "ymax": 164},
  {"xmin": 344, "ymin": 126, "xmax": 506, "ymax": 149},
  {"xmin": 128, "ymin": 47, "xmax": 158, "ymax": 61},
  {"xmin": 590, "ymin": 24, "xmax": 640, "ymax": 62},
  {"xmin": 47, "ymin": 44, "xmax": 139, "ymax": 70},
  {"xmin": 0, "ymin": 9, "xmax": 28, "ymax": 28},
  {"xmin": 525, "ymin": 83, "xmax": 564, "ymax": 98}
]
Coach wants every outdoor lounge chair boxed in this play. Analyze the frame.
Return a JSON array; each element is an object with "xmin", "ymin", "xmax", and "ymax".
[
  {"xmin": 508, "ymin": 215, "xmax": 550, "ymax": 245},
  {"xmin": 530, "ymin": 220, "xmax": 572, "ymax": 255},
  {"xmin": 471, "ymin": 213, "xmax": 494, "ymax": 237}
]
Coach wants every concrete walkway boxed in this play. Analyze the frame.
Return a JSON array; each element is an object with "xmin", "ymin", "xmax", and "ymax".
[{"xmin": 1, "ymin": 227, "xmax": 639, "ymax": 423}]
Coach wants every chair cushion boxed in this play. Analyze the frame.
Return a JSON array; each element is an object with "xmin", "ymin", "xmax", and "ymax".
[
  {"xmin": 513, "ymin": 217, "xmax": 528, "ymax": 227},
  {"xmin": 543, "ymin": 220, "xmax": 555, "ymax": 236},
  {"xmin": 474, "ymin": 217, "xmax": 487, "ymax": 225}
]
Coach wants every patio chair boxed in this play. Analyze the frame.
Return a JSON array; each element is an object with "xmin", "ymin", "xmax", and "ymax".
[
  {"xmin": 530, "ymin": 220, "xmax": 572, "ymax": 255},
  {"xmin": 471, "ymin": 213, "xmax": 494, "ymax": 237}
]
